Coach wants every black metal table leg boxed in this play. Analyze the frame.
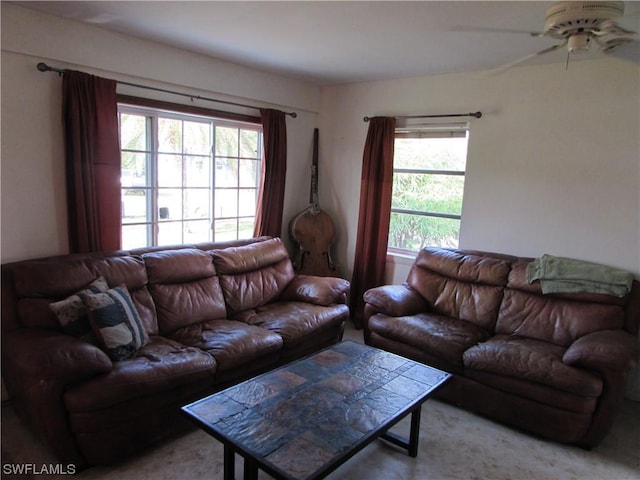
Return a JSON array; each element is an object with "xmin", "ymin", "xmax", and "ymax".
[
  {"xmin": 408, "ymin": 405, "xmax": 422, "ymax": 457},
  {"xmin": 380, "ymin": 404, "xmax": 423, "ymax": 457},
  {"xmin": 243, "ymin": 457, "xmax": 258, "ymax": 480},
  {"xmin": 224, "ymin": 444, "xmax": 235, "ymax": 480}
]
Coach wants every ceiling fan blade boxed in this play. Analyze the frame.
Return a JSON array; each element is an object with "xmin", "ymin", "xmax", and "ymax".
[
  {"xmin": 593, "ymin": 20, "xmax": 637, "ymax": 37},
  {"xmin": 451, "ymin": 26, "xmax": 545, "ymax": 37},
  {"xmin": 601, "ymin": 38, "xmax": 640, "ymax": 64},
  {"xmin": 488, "ymin": 42, "xmax": 567, "ymax": 74}
]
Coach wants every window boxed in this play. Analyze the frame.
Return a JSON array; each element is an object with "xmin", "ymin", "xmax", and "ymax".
[
  {"xmin": 119, "ymin": 104, "xmax": 262, "ymax": 249},
  {"xmin": 388, "ymin": 123, "xmax": 469, "ymax": 253}
]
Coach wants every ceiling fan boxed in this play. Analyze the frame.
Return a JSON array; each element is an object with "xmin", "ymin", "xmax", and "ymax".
[{"xmin": 468, "ymin": 1, "xmax": 639, "ymax": 71}]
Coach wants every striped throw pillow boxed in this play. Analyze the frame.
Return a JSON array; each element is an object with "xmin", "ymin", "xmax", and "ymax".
[{"xmin": 82, "ymin": 285, "xmax": 148, "ymax": 361}]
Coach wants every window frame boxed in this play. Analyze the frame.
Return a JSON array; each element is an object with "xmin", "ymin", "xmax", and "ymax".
[
  {"xmin": 118, "ymin": 96, "xmax": 263, "ymax": 249},
  {"xmin": 388, "ymin": 123, "xmax": 469, "ymax": 255}
]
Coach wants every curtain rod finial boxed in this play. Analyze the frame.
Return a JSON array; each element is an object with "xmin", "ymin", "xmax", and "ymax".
[
  {"xmin": 363, "ymin": 116, "xmax": 370, "ymax": 122},
  {"xmin": 37, "ymin": 62, "xmax": 49, "ymax": 72},
  {"xmin": 472, "ymin": 111, "xmax": 482, "ymax": 118}
]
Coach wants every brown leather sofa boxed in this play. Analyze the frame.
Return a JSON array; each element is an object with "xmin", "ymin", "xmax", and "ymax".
[
  {"xmin": 1, "ymin": 237, "xmax": 350, "ymax": 467},
  {"xmin": 363, "ymin": 248, "xmax": 639, "ymax": 448}
]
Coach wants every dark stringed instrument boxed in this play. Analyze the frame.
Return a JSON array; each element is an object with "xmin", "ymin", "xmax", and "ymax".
[{"xmin": 289, "ymin": 129, "xmax": 338, "ymax": 276}]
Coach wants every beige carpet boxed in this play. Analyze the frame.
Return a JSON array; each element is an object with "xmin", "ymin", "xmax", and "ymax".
[{"xmin": 2, "ymin": 325, "xmax": 639, "ymax": 480}]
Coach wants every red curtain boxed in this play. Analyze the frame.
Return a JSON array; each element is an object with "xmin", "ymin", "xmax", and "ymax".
[
  {"xmin": 350, "ymin": 117, "xmax": 396, "ymax": 327},
  {"xmin": 63, "ymin": 70, "xmax": 121, "ymax": 253},
  {"xmin": 253, "ymin": 108, "xmax": 287, "ymax": 238}
]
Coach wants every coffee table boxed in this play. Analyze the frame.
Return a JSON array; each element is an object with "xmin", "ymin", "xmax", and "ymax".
[{"xmin": 182, "ymin": 340, "xmax": 451, "ymax": 480}]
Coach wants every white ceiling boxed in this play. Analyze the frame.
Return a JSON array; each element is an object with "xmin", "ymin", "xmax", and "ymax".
[{"xmin": 13, "ymin": 1, "xmax": 640, "ymax": 85}]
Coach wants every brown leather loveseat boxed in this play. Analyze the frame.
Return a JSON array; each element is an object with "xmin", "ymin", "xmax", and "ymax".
[
  {"xmin": 1, "ymin": 237, "xmax": 350, "ymax": 467},
  {"xmin": 363, "ymin": 248, "xmax": 639, "ymax": 448}
]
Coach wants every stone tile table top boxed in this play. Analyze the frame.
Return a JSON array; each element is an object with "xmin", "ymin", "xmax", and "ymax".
[{"xmin": 182, "ymin": 341, "xmax": 451, "ymax": 480}]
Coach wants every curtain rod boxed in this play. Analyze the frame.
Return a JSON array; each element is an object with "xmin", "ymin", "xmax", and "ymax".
[
  {"xmin": 363, "ymin": 112, "xmax": 482, "ymax": 122},
  {"xmin": 37, "ymin": 62, "xmax": 298, "ymax": 118}
]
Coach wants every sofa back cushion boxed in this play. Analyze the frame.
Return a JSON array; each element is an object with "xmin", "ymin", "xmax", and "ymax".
[
  {"xmin": 92, "ymin": 256, "xmax": 158, "ymax": 335},
  {"xmin": 11, "ymin": 258, "xmax": 98, "ymax": 331},
  {"xmin": 407, "ymin": 248, "xmax": 513, "ymax": 331},
  {"xmin": 143, "ymin": 249, "xmax": 227, "ymax": 334},
  {"xmin": 211, "ymin": 237, "xmax": 295, "ymax": 315},
  {"xmin": 496, "ymin": 260, "xmax": 626, "ymax": 346},
  {"xmin": 7, "ymin": 254, "xmax": 158, "ymax": 335}
]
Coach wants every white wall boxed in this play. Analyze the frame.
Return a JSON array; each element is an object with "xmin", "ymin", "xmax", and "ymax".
[
  {"xmin": 1, "ymin": 3, "xmax": 321, "ymax": 262},
  {"xmin": 319, "ymin": 59, "xmax": 640, "ymax": 282},
  {"xmin": 318, "ymin": 58, "xmax": 640, "ymax": 399}
]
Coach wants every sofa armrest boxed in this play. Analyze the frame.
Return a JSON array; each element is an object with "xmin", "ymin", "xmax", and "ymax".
[
  {"xmin": 563, "ymin": 330, "xmax": 639, "ymax": 372},
  {"xmin": 281, "ymin": 275, "xmax": 350, "ymax": 306},
  {"xmin": 2, "ymin": 328, "xmax": 113, "ymax": 384},
  {"xmin": 363, "ymin": 284, "xmax": 428, "ymax": 317},
  {"xmin": 1, "ymin": 329, "xmax": 113, "ymax": 466}
]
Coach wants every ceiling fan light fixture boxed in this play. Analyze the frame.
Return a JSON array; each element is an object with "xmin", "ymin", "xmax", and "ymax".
[{"xmin": 568, "ymin": 32, "xmax": 592, "ymax": 53}]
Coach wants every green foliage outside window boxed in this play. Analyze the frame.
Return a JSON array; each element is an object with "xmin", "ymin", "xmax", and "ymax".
[{"xmin": 389, "ymin": 133, "xmax": 468, "ymax": 252}]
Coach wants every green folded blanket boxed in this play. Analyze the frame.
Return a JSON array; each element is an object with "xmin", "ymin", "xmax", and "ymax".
[{"xmin": 526, "ymin": 254, "xmax": 633, "ymax": 297}]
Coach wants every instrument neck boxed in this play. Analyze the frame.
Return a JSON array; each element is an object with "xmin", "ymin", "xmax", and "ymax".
[{"xmin": 310, "ymin": 164, "xmax": 320, "ymax": 213}]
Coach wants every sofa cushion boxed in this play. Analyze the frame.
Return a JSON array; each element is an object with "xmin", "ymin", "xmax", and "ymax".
[
  {"xmin": 16, "ymin": 255, "xmax": 154, "ymax": 332},
  {"xmin": 149, "ymin": 278, "xmax": 228, "ymax": 334},
  {"xmin": 49, "ymin": 276, "xmax": 109, "ymax": 340},
  {"xmin": 234, "ymin": 302, "xmax": 349, "ymax": 348},
  {"xmin": 496, "ymin": 288, "xmax": 625, "ymax": 347},
  {"xmin": 367, "ymin": 312, "xmax": 490, "ymax": 368},
  {"xmin": 10, "ymin": 254, "xmax": 146, "ymax": 331},
  {"xmin": 90, "ymin": 256, "xmax": 159, "ymax": 336},
  {"xmin": 211, "ymin": 237, "xmax": 287, "ymax": 275},
  {"xmin": 411, "ymin": 248, "xmax": 514, "ymax": 286},
  {"xmin": 83, "ymin": 285, "xmax": 148, "ymax": 361},
  {"xmin": 211, "ymin": 238, "xmax": 295, "ymax": 315},
  {"xmin": 463, "ymin": 335, "xmax": 603, "ymax": 397},
  {"xmin": 168, "ymin": 319, "xmax": 283, "ymax": 371},
  {"xmin": 406, "ymin": 249, "xmax": 512, "ymax": 331},
  {"xmin": 63, "ymin": 336, "xmax": 216, "ymax": 412},
  {"xmin": 144, "ymin": 248, "xmax": 216, "ymax": 284},
  {"xmin": 143, "ymin": 249, "xmax": 227, "ymax": 334},
  {"xmin": 91, "ymin": 256, "xmax": 149, "ymax": 292},
  {"xmin": 13, "ymin": 257, "xmax": 100, "ymax": 299}
]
